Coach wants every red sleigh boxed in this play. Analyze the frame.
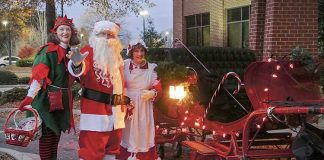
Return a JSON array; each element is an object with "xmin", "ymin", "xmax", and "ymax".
[
  {"xmin": 154, "ymin": 39, "xmax": 324, "ymax": 159},
  {"xmin": 180, "ymin": 60, "xmax": 324, "ymax": 159}
]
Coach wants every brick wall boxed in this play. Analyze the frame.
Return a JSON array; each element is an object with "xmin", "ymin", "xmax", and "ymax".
[
  {"xmin": 174, "ymin": 0, "xmax": 222, "ymax": 46},
  {"xmin": 173, "ymin": 0, "xmax": 250, "ymax": 47},
  {"xmin": 223, "ymin": 0, "xmax": 251, "ymax": 47},
  {"xmin": 250, "ymin": 0, "xmax": 318, "ymax": 58},
  {"xmin": 173, "ymin": 0, "xmax": 184, "ymax": 44},
  {"xmin": 174, "ymin": 0, "xmax": 318, "ymax": 57},
  {"xmin": 249, "ymin": 0, "xmax": 266, "ymax": 58}
]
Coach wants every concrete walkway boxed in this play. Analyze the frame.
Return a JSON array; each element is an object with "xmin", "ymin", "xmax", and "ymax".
[
  {"xmin": 0, "ymin": 85, "xmax": 28, "ymax": 92},
  {"xmin": 0, "ymin": 148, "xmax": 40, "ymax": 160}
]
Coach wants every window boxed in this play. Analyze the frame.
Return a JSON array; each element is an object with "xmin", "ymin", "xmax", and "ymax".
[
  {"xmin": 186, "ymin": 13, "xmax": 210, "ymax": 46},
  {"xmin": 227, "ymin": 6, "xmax": 250, "ymax": 48}
]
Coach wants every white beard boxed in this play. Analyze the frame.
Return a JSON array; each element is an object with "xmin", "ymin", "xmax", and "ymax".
[{"xmin": 89, "ymin": 36, "xmax": 124, "ymax": 94}]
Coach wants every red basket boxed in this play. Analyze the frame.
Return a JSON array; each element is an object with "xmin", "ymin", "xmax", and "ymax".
[{"xmin": 3, "ymin": 106, "xmax": 41, "ymax": 147}]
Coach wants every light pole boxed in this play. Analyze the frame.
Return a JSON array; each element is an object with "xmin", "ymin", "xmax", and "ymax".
[
  {"xmin": 2, "ymin": 20, "xmax": 11, "ymax": 65},
  {"xmin": 139, "ymin": 10, "xmax": 149, "ymax": 43},
  {"xmin": 165, "ymin": 31, "xmax": 169, "ymax": 47}
]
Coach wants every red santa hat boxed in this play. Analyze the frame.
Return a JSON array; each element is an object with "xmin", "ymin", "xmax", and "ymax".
[
  {"xmin": 93, "ymin": 20, "xmax": 120, "ymax": 36},
  {"xmin": 50, "ymin": 15, "xmax": 76, "ymax": 35},
  {"xmin": 127, "ymin": 38, "xmax": 147, "ymax": 56}
]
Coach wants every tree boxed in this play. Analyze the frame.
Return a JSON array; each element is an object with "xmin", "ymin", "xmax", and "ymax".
[
  {"xmin": 0, "ymin": 1, "xmax": 36, "ymax": 56},
  {"xmin": 3, "ymin": 0, "xmax": 154, "ymax": 34},
  {"xmin": 141, "ymin": 17, "xmax": 165, "ymax": 48},
  {"xmin": 78, "ymin": 7, "xmax": 132, "ymax": 47}
]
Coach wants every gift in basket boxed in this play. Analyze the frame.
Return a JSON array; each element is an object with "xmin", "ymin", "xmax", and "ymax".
[{"xmin": 3, "ymin": 105, "xmax": 42, "ymax": 147}]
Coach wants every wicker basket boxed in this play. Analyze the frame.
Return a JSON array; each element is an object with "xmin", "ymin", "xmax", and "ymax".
[{"xmin": 3, "ymin": 106, "xmax": 42, "ymax": 147}]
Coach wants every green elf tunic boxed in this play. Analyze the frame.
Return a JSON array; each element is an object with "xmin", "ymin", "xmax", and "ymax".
[{"xmin": 27, "ymin": 42, "xmax": 74, "ymax": 135}]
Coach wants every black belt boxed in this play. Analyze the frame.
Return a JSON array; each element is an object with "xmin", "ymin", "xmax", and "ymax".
[{"xmin": 81, "ymin": 88, "xmax": 131, "ymax": 105}]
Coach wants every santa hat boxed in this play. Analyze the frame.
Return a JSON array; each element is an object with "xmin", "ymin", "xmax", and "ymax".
[
  {"xmin": 127, "ymin": 38, "xmax": 147, "ymax": 56},
  {"xmin": 93, "ymin": 20, "xmax": 120, "ymax": 36},
  {"xmin": 50, "ymin": 15, "xmax": 76, "ymax": 35}
]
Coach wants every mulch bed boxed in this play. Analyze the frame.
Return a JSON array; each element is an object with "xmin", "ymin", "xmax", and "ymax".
[{"xmin": 0, "ymin": 151, "xmax": 16, "ymax": 160}]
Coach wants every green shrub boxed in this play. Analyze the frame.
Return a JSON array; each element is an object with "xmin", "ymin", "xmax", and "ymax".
[
  {"xmin": 0, "ymin": 70, "xmax": 19, "ymax": 85},
  {"xmin": 0, "ymin": 87, "xmax": 27, "ymax": 105},
  {"xmin": 16, "ymin": 59, "xmax": 33, "ymax": 67},
  {"xmin": 18, "ymin": 77, "xmax": 31, "ymax": 84},
  {"xmin": 155, "ymin": 61, "xmax": 188, "ymax": 86}
]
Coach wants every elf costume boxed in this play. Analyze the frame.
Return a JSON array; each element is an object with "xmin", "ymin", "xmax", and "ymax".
[{"xmin": 18, "ymin": 15, "xmax": 77, "ymax": 160}]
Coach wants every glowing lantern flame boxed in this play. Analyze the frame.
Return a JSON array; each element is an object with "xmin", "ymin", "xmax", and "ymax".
[
  {"xmin": 169, "ymin": 85, "xmax": 186, "ymax": 100},
  {"xmin": 195, "ymin": 122, "xmax": 200, "ymax": 127},
  {"xmin": 272, "ymin": 74, "xmax": 278, "ymax": 78},
  {"xmin": 202, "ymin": 125, "xmax": 206, "ymax": 130},
  {"xmin": 222, "ymin": 133, "xmax": 226, "ymax": 138},
  {"xmin": 184, "ymin": 117, "xmax": 187, "ymax": 121},
  {"xmin": 276, "ymin": 65, "xmax": 281, "ymax": 70},
  {"xmin": 289, "ymin": 64, "xmax": 294, "ymax": 69},
  {"xmin": 264, "ymin": 88, "xmax": 269, "ymax": 92}
]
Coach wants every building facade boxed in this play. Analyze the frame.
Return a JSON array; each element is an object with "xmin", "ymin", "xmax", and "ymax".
[{"xmin": 173, "ymin": 0, "xmax": 318, "ymax": 57}]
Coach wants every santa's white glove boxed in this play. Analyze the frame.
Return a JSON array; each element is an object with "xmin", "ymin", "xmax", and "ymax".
[
  {"xmin": 141, "ymin": 90, "xmax": 156, "ymax": 101},
  {"xmin": 66, "ymin": 47, "xmax": 89, "ymax": 66}
]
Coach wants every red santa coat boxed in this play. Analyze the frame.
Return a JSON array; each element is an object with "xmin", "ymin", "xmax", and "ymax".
[{"xmin": 78, "ymin": 45, "xmax": 125, "ymax": 132}]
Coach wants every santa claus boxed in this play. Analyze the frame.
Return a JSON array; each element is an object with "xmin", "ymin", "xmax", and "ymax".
[{"xmin": 67, "ymin": 20, "xmax": 131, "ymax": 160}]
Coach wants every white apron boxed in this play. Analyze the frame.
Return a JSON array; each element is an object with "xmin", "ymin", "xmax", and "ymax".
[{"xmin": 121, "ymin": 59, "xmax": 157, "ymax": 153}]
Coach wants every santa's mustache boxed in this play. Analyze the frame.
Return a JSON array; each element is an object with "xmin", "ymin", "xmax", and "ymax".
[{"xmin": 90, "ymin": 37, "xmax": 122, "ymax": 53}]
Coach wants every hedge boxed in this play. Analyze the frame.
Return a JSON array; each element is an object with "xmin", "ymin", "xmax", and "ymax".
[
  {"xmin": 16, "ymin": 59, "xmax": 33, "ymax": 67},
  {"xmin": 0, "ymin": 70, "xmax": 19, "ymax": 85},
  {"xmin": 147, "ymin": 47, "xmax": 256, "ymax": 123},
  {"xmin": 18, "ymin": 77, "xmax": 31, "ymax": 84},
  {"xmin": 0, "ymin": 87, "xmax": 27, "ymax": 105}
]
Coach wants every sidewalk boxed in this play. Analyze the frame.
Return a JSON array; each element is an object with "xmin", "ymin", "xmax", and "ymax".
[
  {"xmin": 0, "ymin": 85, "xmax": 28, "ymax": 92},
  {"xmin": 0, "ymin": 148, "xmax": 39, "ymax": 160},
  {"xmin": 0, "ymin": 108, "xmax": 80, "ymax": 160}
]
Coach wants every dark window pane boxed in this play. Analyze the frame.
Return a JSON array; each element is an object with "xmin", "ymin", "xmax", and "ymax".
[
  {"xmin": 187, "ymin": 28, "xmax": 197, "ymax": 46},
  {"xmin": 4, "ymin": 57, "xmax": 8, "ymax": 60},
  {"xmin": 197, "ymin": 27, "xmax": 202, "ymax": 46},
  {"xmin": 186, "ymin": 15, "xmax": 196, "ymax": 28},
  {"xmin": 228, "ymin": 8, "xmax": 241, "ymax": 22},
  {"xmin": 202, "ymin": 13, "xmax": 210, "ymax": 26},
  {"xmin": 242, "ymin": 6, "xmax": 250, "ymax": 20},
  {"xmin": 197, "ymin": 14, "xmax": 201, "ymax": 26},
  {"xmin": 228, "ymin": 23, "xmax": 242, "ymax": 48},
  {"xmin": 242, "ymin": 21, "xmax": 249, "ymax": 48},
  {"xmin": 202, "ymin": 26, "xmax": 210, "ymax": 46}
]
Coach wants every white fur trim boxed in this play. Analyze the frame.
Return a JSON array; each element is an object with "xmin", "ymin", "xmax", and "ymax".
[
  {"xmin": 79, "ymin": 114, "xmax": 114, "ymax": 132},
  {"xmin": 67, "ymin": 60, "xmax": 85, "ymax": 77},
  {"xmin": 93, "ymin": 21, "xmax": 120, "ymax": 36},
  {"xmin": 103, "ymin": 154, "xmax": 116, "ymax": 160},
  {"xmin": 27, "ymin": 80, "xmax": 42, "ymax": 98}
]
